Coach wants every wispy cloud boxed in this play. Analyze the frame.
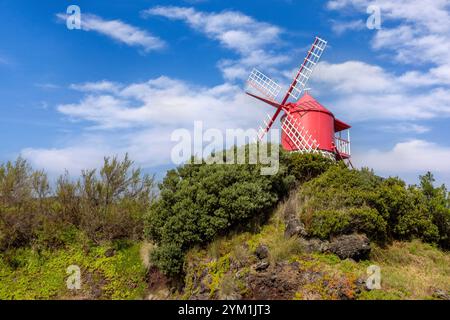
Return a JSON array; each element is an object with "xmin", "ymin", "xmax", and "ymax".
[
  {"xmin": 327, "ymin": 0, "xmax": 450, "ymax": 65},
  {"xmin": 56, "ymin": 13, "xmax": 166, "ymax": 52},
  {"xmin": 143, "ymin": 6, "xmax": 288, "ymax": 80},
  {"xmin": 380, "ymin": 123, "xmax": 430, "ymax": 134},
  {"xmin": 70, "ymin": 80, "xmax": 122, "ymax": 93},
  {"xmin": 35, "ymin": 83, "xmax": 60, "ymax": 90},
  {"xmin": 143, "ymin": 6, "xmax": 281, "ymax": 53},
  {"xmin": 330, "ymin": 19, "xmax": 365, "ymax": 35},
  {"xmin": 319, "ymin": 1, "xmax": 450, "ymax": 121}
]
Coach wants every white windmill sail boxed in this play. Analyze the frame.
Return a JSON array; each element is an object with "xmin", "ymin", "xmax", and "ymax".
[
  {"xmin": 247, "ymin": 68, "xmax": 282, "ymax": 102},
  {"xmin": 287, "ymin": 37, "xmax": 327, "ymax": 100}
]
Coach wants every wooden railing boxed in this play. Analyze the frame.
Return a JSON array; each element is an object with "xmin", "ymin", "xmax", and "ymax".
[{"xmin": 335, "ymin": 136, "xmax": 350, "ymax": 156}]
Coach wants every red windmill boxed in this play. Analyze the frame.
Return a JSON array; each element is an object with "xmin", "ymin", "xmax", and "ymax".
[{"xmin": 245, "ymin": 36, "xmax": 352, "ymax": 165}]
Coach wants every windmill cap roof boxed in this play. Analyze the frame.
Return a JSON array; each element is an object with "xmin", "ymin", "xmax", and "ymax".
[
  {"xmin": 292, "ymin": 92, "xmax": 332, "ymax": 114},
  {"xmin": 287, "ymin": 92, "xmax": 351, "ymax": 131}
]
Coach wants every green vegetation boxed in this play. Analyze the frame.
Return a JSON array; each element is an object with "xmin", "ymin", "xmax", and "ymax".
[
  {"xmin": 1, "ymin": 146, "xmax": 449, "ymax": 300},
  {"xmin": 363, "ymin": 240, "xmax": 450, "ymax": 299},
  {"xmin": 146, "ymin": 145, "xmax": 290, "ymax": 275},
  {"xmin": 0, "ymin": 240, "xmax": 147, "ymax": 299},
  {"xmin": 145, "ymin": 147, "xmax": 338, "ymax": 276},
  {"xmin": 0, "ymin": 154, "xmax": 155, "ymax": 251},
  {"xmin": 299, "ymin": 165, "xmax": 450, "ymax": 246},
  {"xmin": 146, "ymin": 147, "xmax": 449, "ymax": 276},
  {"xmin": 0, "ymin": 155, "xmax": 154, "ymax": 300},
  {"xmin": 179, "ymin": 200, "xmax": 450, "ymax": 300}
]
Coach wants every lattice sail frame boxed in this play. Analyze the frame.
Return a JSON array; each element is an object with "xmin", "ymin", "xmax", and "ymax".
[
  {"xmin": 257, "ymin": 113, "xmax": 276, "ymax": 141},
  {"xmin": 247, "ymin": 68, "xmax": 282, "ymax": 102},
  {"xmin": 281, "ymin": 113, "xmax": 319, "ymax": 153},
  {"xmin": 287, "ymin": 37, "xmax": 327, "ymax": 100},
  {"xmin": 247, "ymin": 36, "xmax": 328, "ymax": 150}
]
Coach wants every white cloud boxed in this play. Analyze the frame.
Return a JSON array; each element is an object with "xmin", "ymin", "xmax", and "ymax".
[
  {"xmin": 56, "ymin": 13, "xmax": 166, "ymax": 52},
  {"xmin": 311, "ymin": 60, "xmax": 450, "ymax": 121},
  {"xmin": 22, "ymin": 145, "xmax": 111, "ymax": 176},
  {"xmin": 327, "ymin": 0, "xmax": 450, "ymax": 65},
  {"xmin": 305, "ymin": 1, "xmax": 450, "ymax": 124},
  {"xmin": 143, "ymin": 6, "xmax": 281, "ymax": 53},
  {"xmin": 355, "ymin": 140, "xmax": 450, "ymax": 184},
  {"xmin": 331, "ymin": 19, "xmax": 365, "ymax": 35},
  {"xmin": 58, "ymin": 76, "xmax": 266, "ymax": 130},
  {"xmin": 22, "ymin": 76, "xmax": 270, "ymax": 174},
  {"xmin": 313, "ymin": 61, "xmax": 398, "ymax": 93},
  {"xmin": 70, "ymin": 80, "xmax": 122, "ymax": 93},
  {"xmin": 21, "ymin": 126, "xmax": 176, "ymax": 177},
  {"xmin": 380, "ymin": 123, "xmax": 430, "ymax": 134},
  {"xmin": 143, "ymin": 6, "xmax": 288, "ymax": 80}
]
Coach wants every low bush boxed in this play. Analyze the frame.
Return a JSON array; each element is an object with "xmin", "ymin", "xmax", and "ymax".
[
  {"xmin": 307, "ymin": 207, "xmax": 387, "ymax": 241},
  {"xmin": 0, "ymin": 155, "xmax": 155, "ymax": 251},
  {"xmin": 299, "ymin": 166, "xmax": 450, "ymax": 248},
  {"xmin": 286, "ymin": 152, "xmax": 335, "ymax": 183}
]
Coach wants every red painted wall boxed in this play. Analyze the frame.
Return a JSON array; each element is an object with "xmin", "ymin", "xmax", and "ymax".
[{"xmin": 281, "ymin": 109, "xmax": 335, "ymax": 153}]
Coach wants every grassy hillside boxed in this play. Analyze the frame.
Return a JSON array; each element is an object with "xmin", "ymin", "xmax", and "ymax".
[
  {"xmin": 1, "ymin": 149, "xmax": 449, "ymax": 300},
  {"xmin": 163, "ymin": 200, "xmax": 450, "ymax": 300},
  {"xmin": 0, "ymin": 238, "xmax": 148, "ymax": 300}
]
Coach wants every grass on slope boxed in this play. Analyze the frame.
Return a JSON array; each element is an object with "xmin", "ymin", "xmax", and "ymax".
[
  {"xmin": 0, "ymin": 238, "xmax": 148, "ymax": 300},
  {"xmin": 367, "ymin": 240, "xmax": 450, "ymax": 299},
  {"xmin": 181, "ymin": 200, "xmax": 450, "ymax": 300}
]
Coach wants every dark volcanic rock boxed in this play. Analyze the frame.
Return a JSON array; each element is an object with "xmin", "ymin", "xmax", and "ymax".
[
  {"xmin": 284, "ymin": 218, "xmax": 307, "ymax": 239},
  {"xmin": 255, "ymin": 244, "xmax": 269, "ymax": 260},
  {"xmin": 299, "ymin": 238, "xmax": 330, "ymax": 253},
  {"xmin": 432, "ymin": 288, "xmax": 450, "ymax": 300},
  {"xmin": 104, "ymin": 248, "xmax": 115, "ymax": 257},
  {"xmin": 328, "ymin": 234, "xmax": 371, "ymax": 261},
  {"xmin": 254, "ymin": 261, "xmax": 270, "ymax": 272}
]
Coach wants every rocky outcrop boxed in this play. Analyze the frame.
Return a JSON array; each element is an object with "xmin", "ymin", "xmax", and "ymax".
[
  {"xmin": 299, "ymin": 234, "xmax": 371, "ymax": 261},
  {"xmin": 299, "ymin": 238, "xmax": 330, "ymax": 253},
  {"xmin": 254, "ymin": 244, "xmax": 269, "ymax": 260},
  {"xmin": 245, "ymin": 261, "xmax": 356, "ymax": 300},
  {"xmin": 284, "ymin": 218, "xmax": 307, "ymax": 239},
  {"xmin": 254, "ymin": 261, "xmax": 270, "ymax": 272},
  {"xmin": 431, "ymin": 288, "xmax": 450, "ymax": 300},
  {"xmin": 328, "ymin": 234, "xmax": 371, "ymax": 261},
  {"xmin": 246, "ymin": 262, "xmax": 310, "ymax": 300},
  {"xmin": 283, "ymin": 196, "xmax": 307, "ymax": 239}
]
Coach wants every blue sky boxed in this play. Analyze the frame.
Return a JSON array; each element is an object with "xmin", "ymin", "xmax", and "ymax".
[{"xmin": 1, "ymin": 0, "xmax": 450, "ymax": 185}]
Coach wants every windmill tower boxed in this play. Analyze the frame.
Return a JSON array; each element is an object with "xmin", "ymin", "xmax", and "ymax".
[{"xmin": 246, "ymin": 36, "xmax": 352, "ymax": 164}]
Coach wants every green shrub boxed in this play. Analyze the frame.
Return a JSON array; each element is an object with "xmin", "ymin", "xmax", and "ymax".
[
  {"xmin": 149, "ymin": 243, "xmax": 186, "ymax": 277},
  {"xmin": 307, "ymin": 207, "xmax": 387, "ymax": 241},
  {"xmin": 418, "ymin": 172, "xmax": 450, "ymax": 248},
  {"xmin": 146, "ymin": 144, "xmax": 295, "ymax": 276},
  {"xmin": 285, "ymin": 152, "xmax": 335, "ymax": 183},
  {"xmin": 299, "ymin": 166, "xmax": 449, "ymax": 247},
  {"xmin": 0, "ymin": 155, "xmax": 155, "ymax": 252}
]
